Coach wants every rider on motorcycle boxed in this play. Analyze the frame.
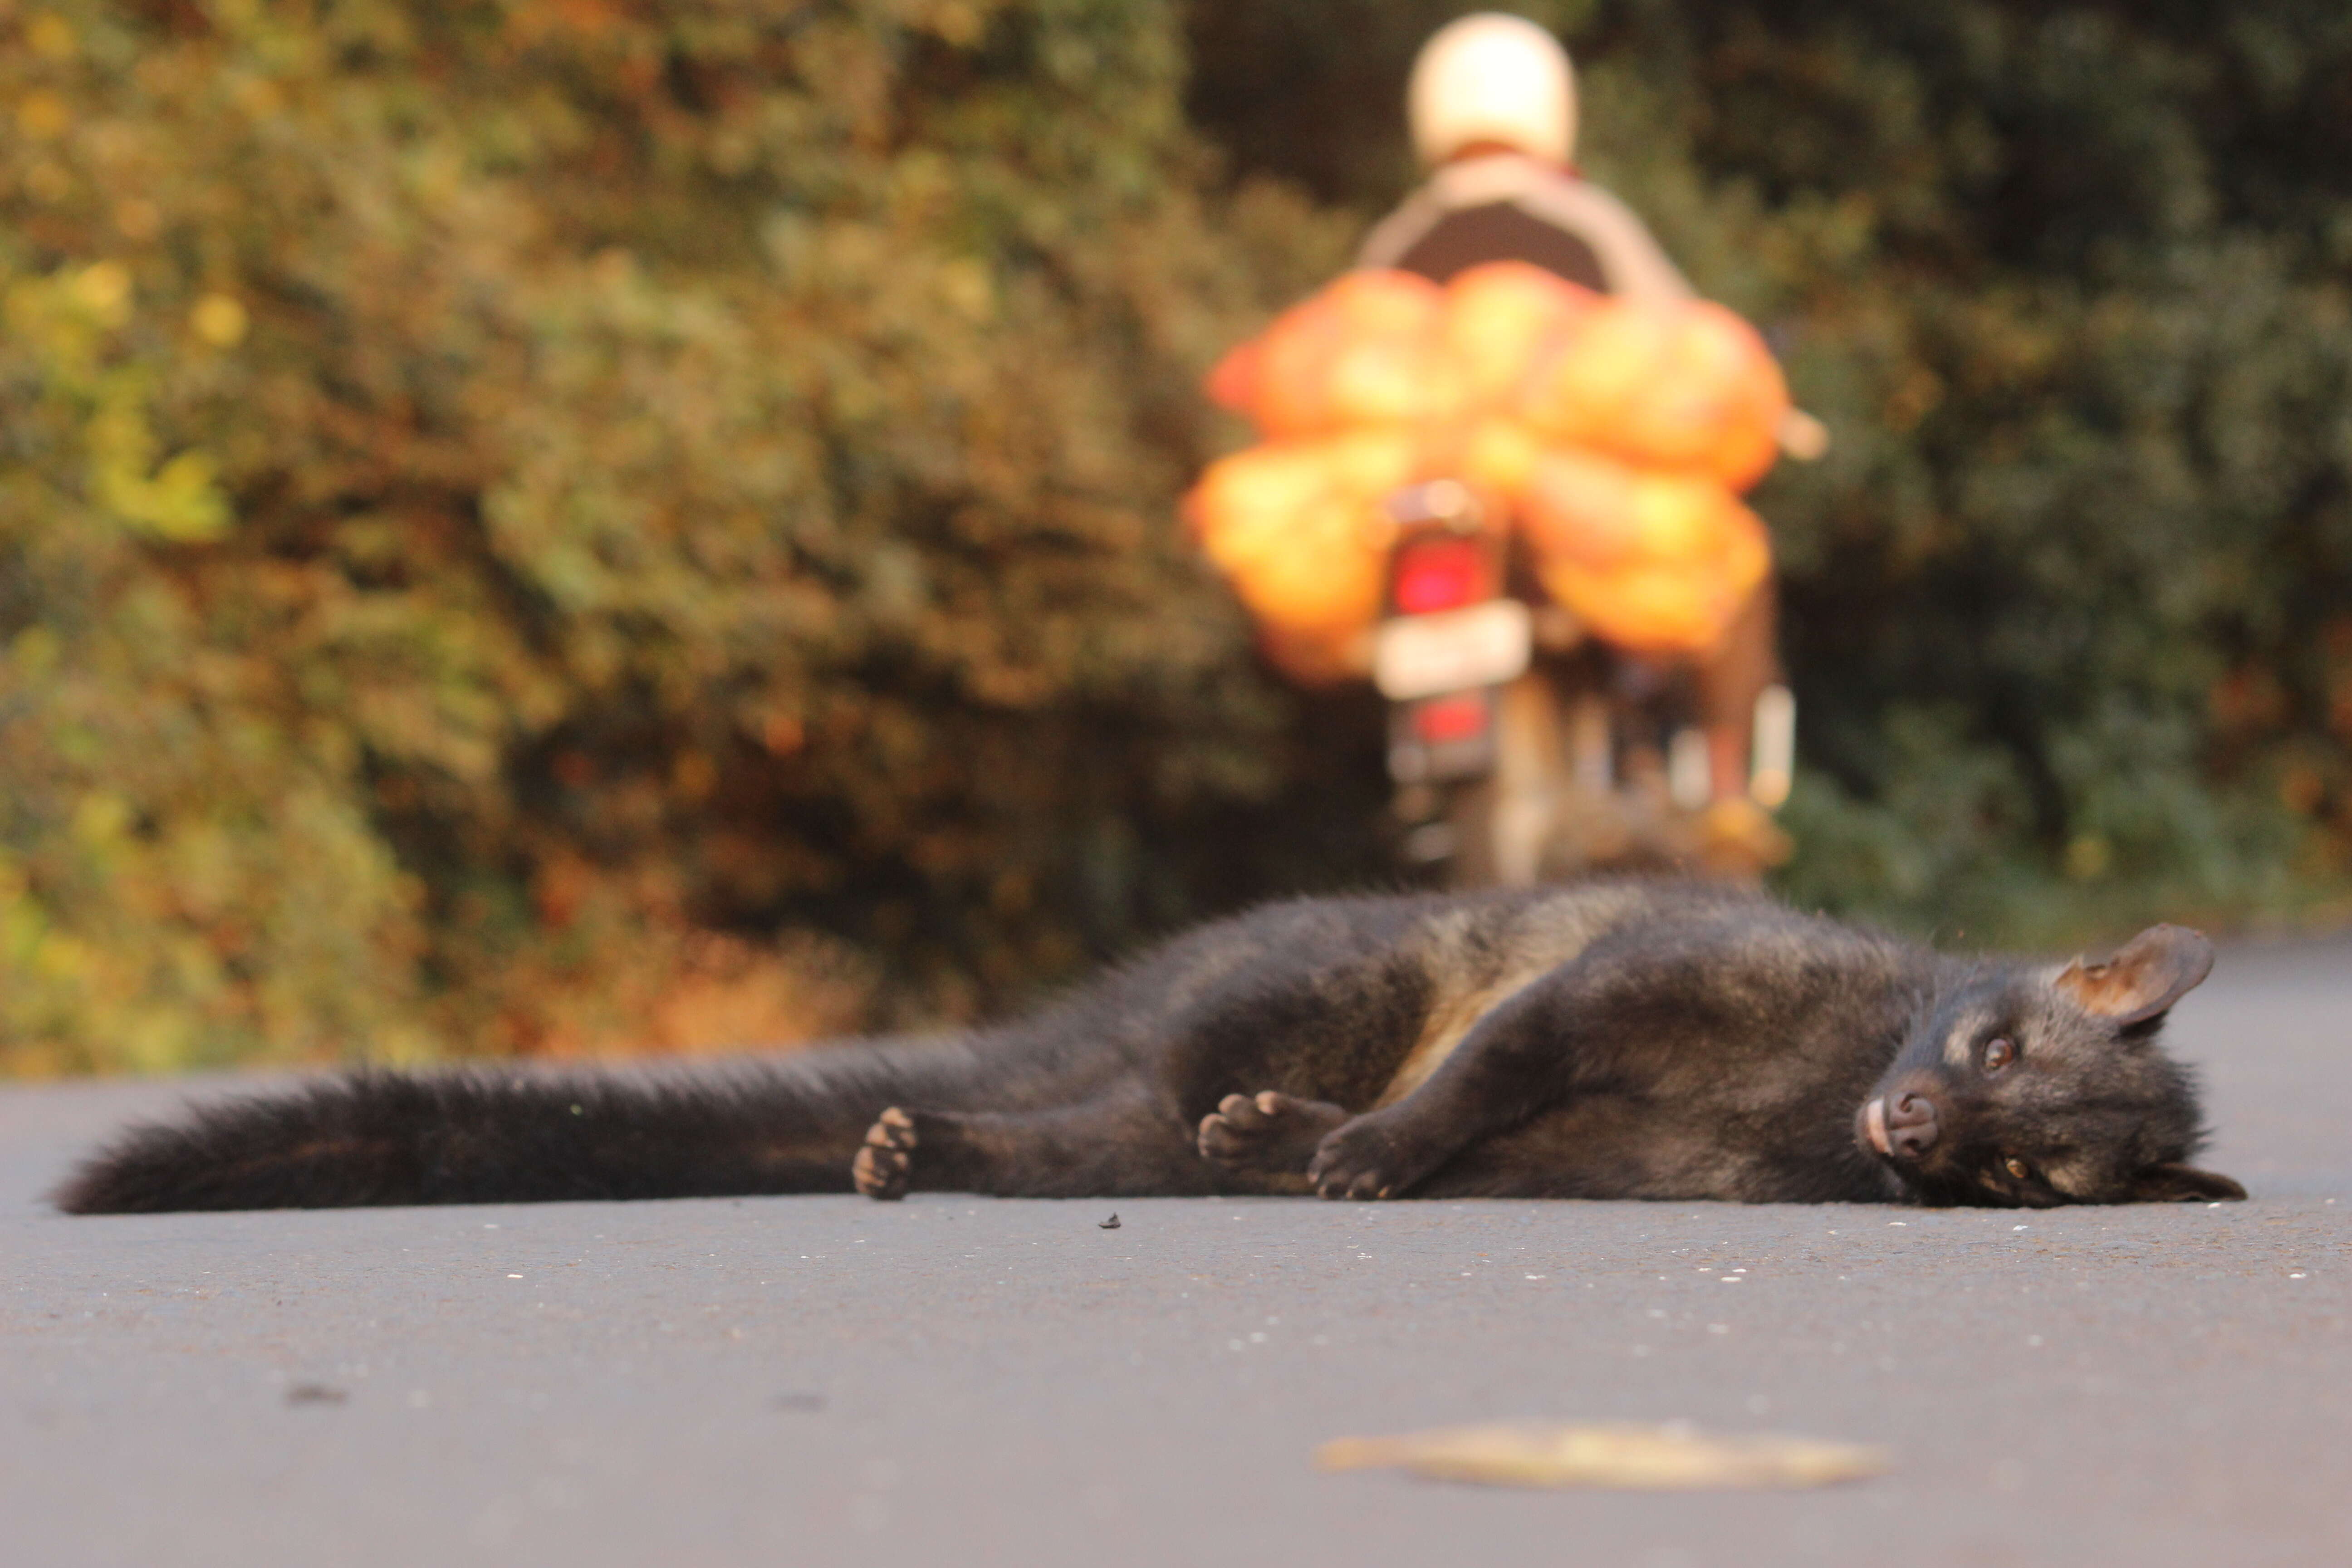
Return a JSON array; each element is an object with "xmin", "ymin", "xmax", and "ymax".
[{"xmin": 1361, "ymin": 13, "xmax": 1782, "ymax": 819}]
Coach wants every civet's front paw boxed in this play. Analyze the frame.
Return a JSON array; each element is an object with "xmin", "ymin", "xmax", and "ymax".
[
  {"xmin": 1197, "ymin": 1090, "xmax": 1350, "ymax": 1176},
  {"xmin": 1305, "ymin": 1112, "xmax": 1435, "ymax": 1201},
  {"xmin": 852, "ymin": 1107, "xmax": 918, "ymax": 1200}
]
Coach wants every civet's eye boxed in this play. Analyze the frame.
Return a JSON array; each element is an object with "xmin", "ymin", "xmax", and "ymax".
[
  {"xmin": 2004, "ymin": 1156, "xmax": 2031, "ymax": 1181},
  {"xmin": 1984, "ymin": 1038, "xmax": 2016, "ymax": 1072}
]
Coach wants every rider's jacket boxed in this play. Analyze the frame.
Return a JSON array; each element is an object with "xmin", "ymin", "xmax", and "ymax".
[{"xmin": 1357, "ymin": 151, "xmax": 1691, "ymax": 301}]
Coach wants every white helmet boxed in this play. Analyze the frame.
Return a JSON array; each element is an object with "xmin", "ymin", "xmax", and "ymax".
[{"xmin": 1407, "ymin": 13, "xmax": 1577, "ymax": 168}]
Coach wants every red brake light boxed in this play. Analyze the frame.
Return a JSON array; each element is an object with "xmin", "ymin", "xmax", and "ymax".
[
  {"xmin": 1392, "ymin": 538, "xmax": 1490, "ymax": 613},
  {"xmin": 1414, "ymin": 693, "xmax": 1490, "ymax": 744}
]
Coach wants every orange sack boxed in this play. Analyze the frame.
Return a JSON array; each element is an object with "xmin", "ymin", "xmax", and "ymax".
[
  {"xmin": 1186, "ymin": 427, "xmax": 1424, "ymax": 682},
  {"xmin": 1516, "ymin": 449, "xmax": 1771, "ymax": 655},
  {"xmin": 1192, "ymin": 268, "xmax": 1788, "ymax": 669},
  {"xmin": 1209, "ymin": 264, "xmax": 1600, "ymax": 458},
  {"xmin": 1516, "ymin": 298, "xmax": 1789, "ymax": 491},
  {"xmin": 1205, "ymin": 271, "xmax": 1448, "ymax": 439},
  {"xmin": 1434, "ymin": 263, "xmax": 1599, "ymax": 423}
]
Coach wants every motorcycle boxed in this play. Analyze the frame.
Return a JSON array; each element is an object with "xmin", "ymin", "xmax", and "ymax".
[{"xmin": 1368, "ymin": 478, "xmax": 1794, "ymax": 886}]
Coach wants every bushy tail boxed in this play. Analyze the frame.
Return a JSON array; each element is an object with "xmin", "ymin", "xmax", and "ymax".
[{"xmin": 54, "ymin": 1038, "xmax": 986, "ymax": 1214}]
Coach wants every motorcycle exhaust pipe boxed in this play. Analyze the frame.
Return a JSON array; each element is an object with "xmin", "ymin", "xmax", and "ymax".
[{"xmin": 1750, "ymin": 685, "xmax": 1796, "ymax": 808}]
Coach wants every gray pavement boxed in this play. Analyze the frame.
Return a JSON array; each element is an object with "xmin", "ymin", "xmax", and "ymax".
[{"xmin": 4, "ymin": 936, "xmax": 2347, "ymax": 1568}]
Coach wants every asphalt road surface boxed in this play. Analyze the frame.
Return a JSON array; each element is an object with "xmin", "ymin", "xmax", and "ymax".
[{"xmin": 5, "ymin": 936, "xmax": 2347, "ymax": 1568}]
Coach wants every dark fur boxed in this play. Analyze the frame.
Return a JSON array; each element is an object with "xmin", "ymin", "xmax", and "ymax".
[{"xmin": 55, "ymin": 881, "xmax": 2244, "ymax": 1214}]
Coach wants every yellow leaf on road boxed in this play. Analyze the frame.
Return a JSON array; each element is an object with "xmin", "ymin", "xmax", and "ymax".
[{"xmin": 1316, "ymin": 1421, "xmax": 1889, "ymax": 1490}]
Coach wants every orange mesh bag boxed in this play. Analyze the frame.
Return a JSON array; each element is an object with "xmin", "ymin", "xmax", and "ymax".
[
  {"xmin": 1436, "ymin": 263, "xmax": 1599, "ymax": 416},
  {"xmin": 1514, "ymin": 449, "xmax": 1771, "ymax": 655},
  {"xmin": 1457, "ymin": 415, "xmax": 1548, "ymax": 502},
  {"xmin": 1518, "ymin": 299, "xmax": 1788, "ymax": 491},
  {"xmin": 1198, "ymin": 268, "xmax": 1788, "ymax": 668},
  {"xmin": 1205, "ymin": 271, "xmax": 1448, "ymax": 439},
  {"xmin": 1185, "ymin": 427, "xmax": 1424, "ymax": 681}
]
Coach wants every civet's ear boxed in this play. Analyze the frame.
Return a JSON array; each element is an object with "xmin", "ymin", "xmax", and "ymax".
[
  {"xmin": 2128, "ymin": 1162, "xmax": 2247, "ymax": 1203},
  {"xmin": 2054, "ymin": 925, "xmax": 2215, "ymax": 1027}
]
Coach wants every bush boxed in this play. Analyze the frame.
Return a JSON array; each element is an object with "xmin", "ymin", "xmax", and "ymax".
[
  {"xmin": 7, "ymin": 0, "xmax": 2352, "ymax": 1074},
  {"xmin": 0, "ymin": 0, "xmax": 1347, "ymax": 1073}
]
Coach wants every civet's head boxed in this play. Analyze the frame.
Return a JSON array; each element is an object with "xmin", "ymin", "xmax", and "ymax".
[{"xmin": 1857, "ymin": 926, "xmax": 2244, "ymax": 1207}]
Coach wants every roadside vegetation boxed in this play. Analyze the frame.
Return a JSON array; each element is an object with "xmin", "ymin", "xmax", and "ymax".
[{"xmin": 6, "ymin": 0, "xmax": 2351, "ymax": 1073}]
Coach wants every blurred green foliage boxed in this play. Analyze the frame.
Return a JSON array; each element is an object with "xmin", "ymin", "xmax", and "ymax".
[
  {"xmin": 5, "ymin": 0, "xmax": 2352, "ymax": 1073},
  {"xmin": 0, "ymin": 0, "xmax": 1357, "ymax": 1072}
]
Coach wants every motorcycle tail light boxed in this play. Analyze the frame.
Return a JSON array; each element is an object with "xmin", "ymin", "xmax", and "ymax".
[
  {"xmin": 1391, "ymin": 538, "xmax": 1490, "ymax": 614},
  {"xmin": 1413, "ymin": 693, "xmax": 1490, "ymax": 745}
]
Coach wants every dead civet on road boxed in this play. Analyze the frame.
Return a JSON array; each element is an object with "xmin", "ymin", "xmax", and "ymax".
[{"xmin": 59, "ymin": 882, "xmax": 2244, "ymax": 1214}]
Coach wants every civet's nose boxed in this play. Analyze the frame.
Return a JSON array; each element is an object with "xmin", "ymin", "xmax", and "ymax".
[
  {"xmin": 1861, "ymin": 1091, "xmax": 1940, "ymax": 1160},
  {"xmin": 1882, "ymin": 1091, "xmax": 1939, "ymax": 1158}
]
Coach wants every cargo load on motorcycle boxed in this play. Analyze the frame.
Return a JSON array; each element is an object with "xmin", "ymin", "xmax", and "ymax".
[
  {"xmin": 1187, "ymin": 263, "xmax": 1783, "ymax": 683},
  {"xmin": 1184, "ymin": 13, "xmax": 1810, "ymax": 886}
]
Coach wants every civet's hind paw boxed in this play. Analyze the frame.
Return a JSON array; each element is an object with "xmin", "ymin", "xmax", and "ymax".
[
  {"xmin": 853, "ymin": 1107, "xmax": 918, "ymax": 1200},
  {"xmin": 1197, "ymin": 1090, "xmax": 1351, "ymax": 1176}
]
